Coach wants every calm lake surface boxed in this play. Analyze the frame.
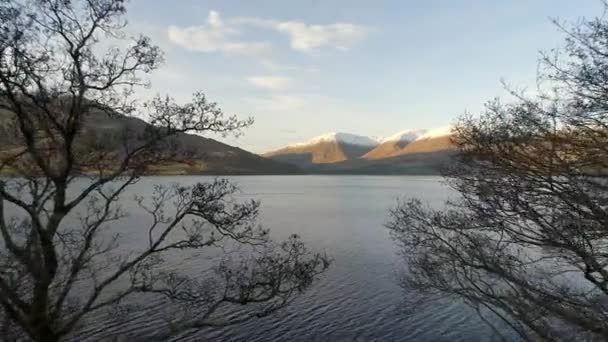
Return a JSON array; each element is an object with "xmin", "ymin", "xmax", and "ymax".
[{"xmin": 70, "ymin": 175, "xmax": 512, "ymax": 341}]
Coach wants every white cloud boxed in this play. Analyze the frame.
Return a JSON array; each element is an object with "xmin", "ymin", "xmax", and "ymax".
[
  {"xmin": 247, "ymin": 75, "xmax": 291, "ymax": 90},
  {"xmin": 169, "ymin": 11, "xmax": 369, "ymax": 56},
  {"xmin": 168, "ymin": 11, "xmax": 270, "ymax": 56},
  {"xmin": 275, "ymin": 22, "xmax": 368, "ymax": 53},
  {"xmin": 207, "ymin": 10, "xmax": 223, "ymax": 28},
  {"xmin": 235, "ymin": 16, "xmax": 369, "ymax": 53}
]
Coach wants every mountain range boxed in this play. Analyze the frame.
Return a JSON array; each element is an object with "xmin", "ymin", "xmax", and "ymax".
[
  {"xmin": 263, "ymin": 127, "xmax": 456, "ymax": 174},
  {"xmin": 0, "ymin": 104, "xmax": 456, "ymax": 175}
]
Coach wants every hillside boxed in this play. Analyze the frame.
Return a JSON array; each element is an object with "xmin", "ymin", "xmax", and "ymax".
[
  {"xmin": 309, "ymin": 150, "xmax": 457, "ymax": 174},
  {"xmin": 263, "ymin": 132, "xmax": 378, "ymax": 168},
  {"xmin": 264, "ymin": 127, "xmax": 456, "ymax": 175},
  {"xmin": 362, "ymin": 129, "xmax": 427, "ymax": 160},
  {"xmin": 0, "ymin": 108, "xmax": 302, "ymax": 175},
  {"xmin": 363, "ymin": 127, "xmax": 455, "ymax": 159}
]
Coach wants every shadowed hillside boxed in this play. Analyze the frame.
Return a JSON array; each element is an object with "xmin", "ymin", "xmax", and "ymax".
[
  {"xmin": 0, "ymin": 107, "xmax": 302, "ymax": 175},
  {"xmin": 309, "ymin": 151, "xmax": 457, "ymax": 174}
]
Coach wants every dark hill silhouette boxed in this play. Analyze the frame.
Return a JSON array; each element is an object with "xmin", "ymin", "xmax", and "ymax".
[{"xmin": 0, "ymin": 107, "xmax": 302, "ymax": 175}]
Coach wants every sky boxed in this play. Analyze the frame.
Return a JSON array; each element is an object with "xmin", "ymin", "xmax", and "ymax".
[{"xmin": 123, "ymin": 0, "xmax": 602, "ymax": 153}]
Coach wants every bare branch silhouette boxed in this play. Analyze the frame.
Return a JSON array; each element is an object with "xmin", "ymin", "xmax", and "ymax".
[
  {"xmin": 0, "ymin": 1, "xmax": 329, "ymax": 341},
  {"xmin": 388, "ymin": 5, "xmax": 608, "ymax": 341}
]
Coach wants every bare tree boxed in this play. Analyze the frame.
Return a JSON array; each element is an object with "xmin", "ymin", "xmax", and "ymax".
[
  {"xmin": 0, "ymin": 0, "xmax": 329, "ymax": 341},
  {"xmin": 387, "ymin": 4, "xmax": 608, "ymax": 341}
]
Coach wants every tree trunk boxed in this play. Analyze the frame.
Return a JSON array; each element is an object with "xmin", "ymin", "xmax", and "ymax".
[{"xmin": 31, "ymin": 323, "xmax": 59, "ymax": 342}]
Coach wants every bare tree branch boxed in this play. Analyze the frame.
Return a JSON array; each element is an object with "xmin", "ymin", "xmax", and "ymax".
[{"xmin": 0, "ymin": 1, "xmax": 329, "ymax": 341}]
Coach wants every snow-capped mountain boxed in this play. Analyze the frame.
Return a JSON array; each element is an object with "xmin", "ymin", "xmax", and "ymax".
[
  {"xmin": 288, "ymin": 132, "xmax": 379, "ymax": 148},
  {"xmin": 399, "ymin": 126, "xmax": 454, "ymax": 153},
  {"xmin": 364, "ymin": 126, "xmax": 454, "ymax": 160},
  {"xmin": 415, "ymin": 126, "xmax": 453, "ymax": 140},
  {"xmin": 263, "ymin": 127, "xmax": 456, "ymax": 172},
  {"xmin": 380, "ymin": 129, "xmax": 428, "ymax": 143},
  {"xmin": 264, "ymin": 132, "xmax": 379, "ymax": 167},
  {"xmin": 364, "ymin": 129, "xmax": 427, "ymax": 160},
  {"xmin": 362, "ymin": 126, "xmax": 453, "ymax": 160}
]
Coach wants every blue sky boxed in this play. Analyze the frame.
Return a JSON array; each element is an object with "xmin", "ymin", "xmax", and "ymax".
[{"xmin": 124, "ymin": 0, "xmax": 601, "ymax": 153}]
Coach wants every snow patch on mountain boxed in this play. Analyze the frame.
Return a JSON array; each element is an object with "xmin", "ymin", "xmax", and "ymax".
[
  {"xmin": 288, "ymin": 132, "xmax": 379, "ymax": 147},
  {"xmin": 280, "ymin": 126, "xmax": 453, "ymax": 150},
  {"xmin": 414, "ymin": 126, "xmax": 453, "ymax": 140},
  {"xmin": 381, "ymin": 129, "xmax": 428, "ymax": 143}
]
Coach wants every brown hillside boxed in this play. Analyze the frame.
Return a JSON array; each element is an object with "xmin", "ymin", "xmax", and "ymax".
[
  {"xmin": 363, "ymin": 135, "xmax": 454, "ymax": 160},
  {"xmin": 264, "ymin": 141, "xmax": 375, "ymax": 168},
  {"xmin": 362, "ymin": 139, "xmax": 412, "ymax": 160},
  {"xmin": 396, "ymin": 135, "xmax": 455, "ymax": 155}
]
